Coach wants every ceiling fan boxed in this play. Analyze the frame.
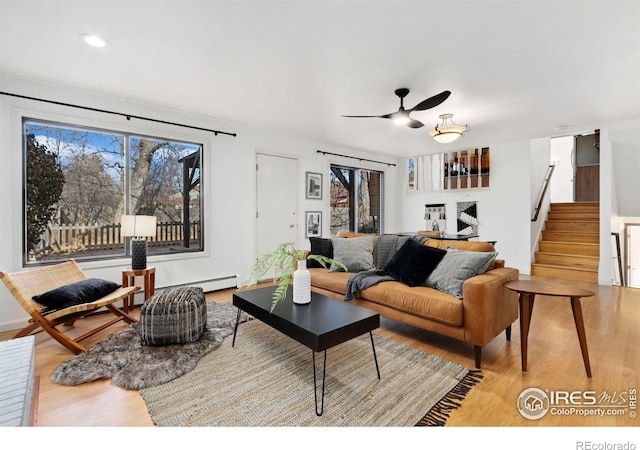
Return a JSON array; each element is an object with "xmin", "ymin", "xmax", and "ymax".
[{"xmin": 341, "ymin": 88, "xmax": 451, "ymax": 129}]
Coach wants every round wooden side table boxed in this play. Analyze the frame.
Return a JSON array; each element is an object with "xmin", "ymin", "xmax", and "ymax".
[
  {"xmin": 505, "ymin": 279, "xmax": 595, "ymax": 377},
  {"xmin": 121, "ymin": 266, "xmax": 156, "ymax": 312}
]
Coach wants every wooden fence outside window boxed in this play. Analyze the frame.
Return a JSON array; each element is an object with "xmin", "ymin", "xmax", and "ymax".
[{"xmin": 34, "ymin": 221, "xmax": 201, "ymax": 255}]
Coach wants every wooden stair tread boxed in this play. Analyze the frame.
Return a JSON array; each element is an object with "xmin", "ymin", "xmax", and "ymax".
[
  {"xmin": 550, "ymin": 201, "xmax": 599, "ymax": 208},
  {"xmin": 531, "ymin": 263, "xmax": 598, "ymax": 273},
  {"xmin": 548, "ymin": 212, "xmax": 599, "ymax": 219},
  {"xmin": 541, "ymin": 231, "xmax": 599, "ymax": 243},
  {"xmin": 546, "ymin": 220, "xmax": 598, "ymax": 224},
  {"xmin": 534, "ymin": 252, "xmax": 599, "ymax": 268},
  {"xmin": 535, "ymin": 252, "xmax": 599, "ymax": 259},
  {"xmin": 539, "ymin": 241, "xmax": 599, "ymax": 247},
  {"xmin": 538, "ymin": 241, "xmax": 599, "ymax": 256}
]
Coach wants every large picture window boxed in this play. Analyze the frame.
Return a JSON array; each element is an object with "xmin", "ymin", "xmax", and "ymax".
[
  {"xmin": 329, "ymin": 164, "xmax": 383, "ymax": 236},
  {"xmin": 23, "ymin": 119, "xmax": 204, "ymax": 265}
]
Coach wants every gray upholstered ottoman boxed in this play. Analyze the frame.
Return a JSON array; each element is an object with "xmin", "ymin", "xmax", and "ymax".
[{"xmin": 139, "ymin": 287, "xmax": 207, "ymax": 345}]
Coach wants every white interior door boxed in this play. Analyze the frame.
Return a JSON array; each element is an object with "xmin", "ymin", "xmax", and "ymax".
[
  {"xmin": 256, "ymin": 153, "xmax": 298, "ymax": 260},
  {"xmin": 628, "ymin": 224, "xmax": 640, "ymax": 288}
]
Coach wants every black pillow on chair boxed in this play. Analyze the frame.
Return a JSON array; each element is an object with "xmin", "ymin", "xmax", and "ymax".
[
  {"xmin": 307, "ymin": 237, "xmax": 333, "ymax": 268},
  {"xmin": 384, "ymin": 238, "xmax": 447, "ymax": 287},
  {"xmin": 33, "ymin": 278, "xmax": 122, "ymax": 310}
]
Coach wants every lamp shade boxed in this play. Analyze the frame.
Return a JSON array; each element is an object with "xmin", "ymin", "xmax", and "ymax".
[
  {"xmin": 429, "ymin": 113, "xmax": 469, "ymax": 144},
  {"xmin": 121, "ymin": 215, "xmax": 157, "ymax": 238}
]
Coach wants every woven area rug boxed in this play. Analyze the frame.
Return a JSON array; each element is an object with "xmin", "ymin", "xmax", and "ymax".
[
  {"xmin": 51, "ymin": 302, "xmax": 247, "ymax": 390},
  {"xmin": 140, "ymin": 319, "xmax": 482, "ymax": 426}
]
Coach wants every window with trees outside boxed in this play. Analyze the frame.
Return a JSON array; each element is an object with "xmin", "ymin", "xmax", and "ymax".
[
  {"xmin": 23, "ymin": 119, "xmax": 203, "ymax": 265},
  {"xmin": 329, "ymin": 164, "xmax": 383, "ymax": 236}
]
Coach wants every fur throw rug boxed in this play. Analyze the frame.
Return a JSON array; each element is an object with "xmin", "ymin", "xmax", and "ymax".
[{"xmin": 51, "ymin": 302, "xmax": 248, "ymax": 390}]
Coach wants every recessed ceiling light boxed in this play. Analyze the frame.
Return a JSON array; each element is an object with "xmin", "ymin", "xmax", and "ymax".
[{"xmin": 80, "ymin": 34, "xmax": 109, "ymax": 48}]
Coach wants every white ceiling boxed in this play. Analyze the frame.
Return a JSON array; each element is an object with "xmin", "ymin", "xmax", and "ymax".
[{"xmin": 1, "ymin": 0, "xmax": 639, "ymax": 157}]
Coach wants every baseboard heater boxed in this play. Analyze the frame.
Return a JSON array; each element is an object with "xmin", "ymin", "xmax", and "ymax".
[{"xmin": 131, "ymin": 275, "xmax": 239, "ymax": 306}]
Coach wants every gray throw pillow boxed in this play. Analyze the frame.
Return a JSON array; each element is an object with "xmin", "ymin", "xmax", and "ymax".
[
  {"xmin": 425, "ymin": 248, "xmax": 498, "ymax": 298},
  {"xmin": 330, "ymin": 236, "xmax": 375, "ymax": 272}
]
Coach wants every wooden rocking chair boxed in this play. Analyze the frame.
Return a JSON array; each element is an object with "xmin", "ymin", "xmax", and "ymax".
[{"xmin": 0, "ymin": 259, "xmax": 140, "ymax": 354}]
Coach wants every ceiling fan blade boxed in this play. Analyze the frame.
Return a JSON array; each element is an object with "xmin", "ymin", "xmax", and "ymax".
[
  {"xmin": 341, "ymin": 113, "xmax": 393, "ymax": 119},
  {"xmin": 406, "ymin": 119, "xmax": 424, "ymax": 129},
  {"xmin": 410, "ymin": 90, "xmax": 451, "ymax": 112}
]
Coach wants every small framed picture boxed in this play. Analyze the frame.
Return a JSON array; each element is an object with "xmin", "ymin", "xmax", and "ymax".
[
  {"xmin": 305, "ymin": 211, "xmax": 322, "ymax": 237},
  {"xmin": 305, "ymin": 172, "xmax": 323, "ymax": 199}
]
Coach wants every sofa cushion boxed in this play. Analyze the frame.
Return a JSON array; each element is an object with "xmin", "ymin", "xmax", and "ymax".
[
  {"xmin": 330, "ymin": 236, "xmax": 375, "ymax": 272},
  {"xmin": 425, "ymin": 248, "xmax": 498, "ymax": 298},
  {"xmin": 359, "ymin": 281, "xmax": 464, "ymax": 326},
  {"xmin": 307, "ymin": 237, "xmax": 333, "ymax": 268},
  {"xmin": 384, "ymin": 238, "xmax": 447, "ymax": 287},
  {"xmin": 309, "ymin": 268, "xmax": 352, "ymax": 295}
]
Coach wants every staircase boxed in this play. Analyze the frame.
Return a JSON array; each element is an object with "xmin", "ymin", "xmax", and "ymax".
[{"xmin": 531, "ymin": 202, "xmax": 599, "ymax": 283}]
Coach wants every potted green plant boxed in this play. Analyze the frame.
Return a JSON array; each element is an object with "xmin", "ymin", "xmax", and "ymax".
[{"xmin": 241, "ymin": 242, "xmax": 346, "ymax": 312}]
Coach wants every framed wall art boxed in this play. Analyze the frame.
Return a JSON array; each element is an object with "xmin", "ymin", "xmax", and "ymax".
[
  {"xmin": 424, "ymin": 203, "xmax": 446, "ymax": 232},
  {"xmin": 305, "ymin": 172, "xmax": 323, "ymax": 199},
  {"xmin": 305, "ymin": 211, "xmax": 322, "ymax": 237},
  {"xmin": 457, "ymin": 200, "xmax": 478, "ymax": 235}
]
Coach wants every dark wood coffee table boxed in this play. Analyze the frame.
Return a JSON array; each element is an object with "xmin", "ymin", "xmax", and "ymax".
[{"xmin": 232, "ymin": 286, "xmax": 381, "ymax": 416}]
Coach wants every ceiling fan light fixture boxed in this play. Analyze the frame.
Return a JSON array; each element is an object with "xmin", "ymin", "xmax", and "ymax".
[
  {"xmin": 429, "ymin": 113, "xmax": 469, "ymax": 143},
  {"xmin": 392, "ymin": 111, "xmax": 410, "ymax": 125},
  {"xmin": 80, "ymin": 34, "xmax": 109, "ymax": 48}
]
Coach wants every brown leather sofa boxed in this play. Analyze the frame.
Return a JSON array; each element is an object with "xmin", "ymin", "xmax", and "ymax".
[{"xmin": 308, "ymin": 232, "xmax": 520, "ymax": 368}]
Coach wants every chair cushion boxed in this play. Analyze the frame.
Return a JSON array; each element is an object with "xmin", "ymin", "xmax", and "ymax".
[
  {"xmin": 32, "ymin": 278, "xmax": 121, "ymax": 310},
  {"xmin": 140, "ymin": 287, "xmax": 207, "ymax": 345}
]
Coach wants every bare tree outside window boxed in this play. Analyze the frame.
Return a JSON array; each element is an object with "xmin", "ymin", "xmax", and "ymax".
[{"xmin": 329, "ymin": 165, "xmax": 383, "ymax": 236}]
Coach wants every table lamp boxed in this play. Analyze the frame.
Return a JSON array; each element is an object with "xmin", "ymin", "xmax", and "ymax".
[{"xmin": 121, "ymin": 215, "xmax": 157, "ymax": 270}]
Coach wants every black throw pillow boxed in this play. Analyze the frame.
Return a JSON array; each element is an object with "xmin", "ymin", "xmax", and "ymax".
[
  {"xmin": 33, "ymin": 278, "xmax": 122, "ymax": 310},
  {"xmin": 384, "ymin": 238, "xmax": 447, "ymax": 287},
  {"xmin": 307, "ymin": 237, "xmax": 333, "ymax": 268}
]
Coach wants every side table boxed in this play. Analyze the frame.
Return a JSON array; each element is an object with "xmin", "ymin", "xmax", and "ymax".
[
  {"xmin": 505, "ymin": 279, "xmax": 595, "ymax": 377},
  {"xmin": 121, "ymin": 267, "xmax": 156, "ymax": 313}
]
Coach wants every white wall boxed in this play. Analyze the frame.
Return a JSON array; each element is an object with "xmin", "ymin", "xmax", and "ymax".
[
  {"xmin": 0, "ymin": 74, "xmax": 401, "ymax": 331},
  {"xmin": 530, "ymin": 137, "xmax": 551, "ymax": 261},
  {"xmin": 612, "ymin": 143, "xmax": 640, "ymax": 217},
  {"xmin": 400, "ymin": 139, "xmax": 533, "ymax": 275},
  {"xmin": 598, "ymin": 126, "xmax": 613, "ymax": 285},
  {"xmin": 550, "ymin": 135, "xmax": 574, "ymax": 203},
  {"xmin": 608, "ymin": 118, "xmax": 640, "ymax": 286}
]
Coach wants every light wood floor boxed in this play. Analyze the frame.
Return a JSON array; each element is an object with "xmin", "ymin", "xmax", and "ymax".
[{"xmin": 1, "ymin": 276, "xmax": 638, "ymax": 427}]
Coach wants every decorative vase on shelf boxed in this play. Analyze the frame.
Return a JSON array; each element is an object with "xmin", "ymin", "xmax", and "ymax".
[{"xmin": 293, "ymin": 259, "xmax": 311, "ymax": 305}]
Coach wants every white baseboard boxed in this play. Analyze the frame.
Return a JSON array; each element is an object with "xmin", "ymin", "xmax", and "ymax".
[{"xmin": 0, "ymin": 319, "xmax": 29, "ymax": 334}]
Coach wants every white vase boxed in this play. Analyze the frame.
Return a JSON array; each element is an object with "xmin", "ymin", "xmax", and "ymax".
[{"xmin": 293, "ymin": 259, "xmax": 311, "ymax": 305}]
